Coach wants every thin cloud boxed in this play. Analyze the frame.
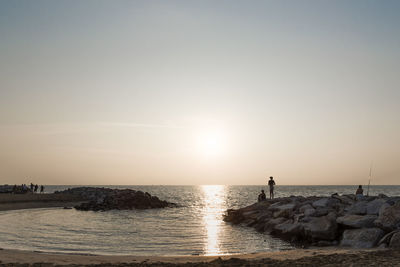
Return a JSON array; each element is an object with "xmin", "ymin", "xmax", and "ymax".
[{"xmin": 0, "ymin": 122, "xmax": 184, "ymax": 136}]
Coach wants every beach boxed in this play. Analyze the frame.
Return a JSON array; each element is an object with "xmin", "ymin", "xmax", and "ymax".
[{"xmin": 1, "ymin": 247, "xmax": 400, "ymax": 266}]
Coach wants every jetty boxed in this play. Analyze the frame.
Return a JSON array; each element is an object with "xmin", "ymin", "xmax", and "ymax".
[
  {"xmin": 56, "ymin": 187, "xmax": 177, "ymax": 211},
  {"xmin": 224, "ymin": 194, "xmax": 400, "ymax": 249},
  {"xmin": 0, "ymin": 186, "xmax": 176, "ymax": 211}
]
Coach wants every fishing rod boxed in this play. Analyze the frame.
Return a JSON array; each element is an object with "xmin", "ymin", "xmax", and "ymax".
[{"xmin": 367, "ymin": 161, "xmax": 373, "ymax": 196}]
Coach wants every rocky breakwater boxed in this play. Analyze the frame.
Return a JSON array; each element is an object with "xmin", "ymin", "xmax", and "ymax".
[
  {"xmin": 224, "ymin": 194, "xmax": 400, "ymax": 249},
  {"xmin": 55, "ymin": 187, "xmax": 177, "ymax": 211}
]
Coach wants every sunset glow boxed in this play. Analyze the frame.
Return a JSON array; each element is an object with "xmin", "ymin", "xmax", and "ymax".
[{"xmin": 196, "ymin": 130, "xmax": 228, "ymax": 158}]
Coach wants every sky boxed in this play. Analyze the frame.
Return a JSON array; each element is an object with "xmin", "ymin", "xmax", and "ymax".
[{"xmin": 0, "ymin": 0, "xmax": 399, "ymax": 185}]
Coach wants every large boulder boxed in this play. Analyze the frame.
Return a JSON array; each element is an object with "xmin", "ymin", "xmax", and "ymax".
[
  {"xmin": 389, "ymin": 232, "xmax": 400, "ymax": 248},
  {"xmin": 332, "ymin": 194, "xmax": 355, "ymax": 205},
  {"xmin": 379, "ymin": 203, "xmax": 391, "ymax": 216},
  {"xmin": 313, "ymin": 207, "xmax": 331, "ymax": 217},
  {"xmin": 336, "ymin": 215, "xmax": 377, "ymax": 228},
  {"xmin": 304, "ymin": 208, "xmax": 316, "ymax": 217},
  {"xmin": 366, "ymin": 199, "xmax": 387, "ymax": 215},
  {"xmin": 378, "ymin": 230, "xmax": 400, "ymax": 247},
  {"xmin": 341, "ymin": 228, "xmax": 384, "ymax": 248},
  {"xmin": 299, "ymin": 204, "xmax": 313, "ymax": 213},
  {"xmin": 273, "ymin": 203, "xmax": 295, "ymax": 218},
  {"xmin": 347, "ymin": 201, "xmax": 367, "ymax": 215},
  {"xmin": 374, "ymin": 202, "xmax": 400, "ymax": 231},
  {"xmin": 312, "ymin": 198, "xmax": 330, "ymax": 208},
  {"xmin": 312, "ymin": 198, "xmax": 339, "ymax": 209},
  {"xmin": 303, "ymin": 212, "xmax": 338, "ymax": 241},
  {"xmin": 273, "ymin": 221, "xmax": 303, "ymax": 239},
  {"xmin": 264, "ymin": 217, "xmax": 287, "ymax": 233}
]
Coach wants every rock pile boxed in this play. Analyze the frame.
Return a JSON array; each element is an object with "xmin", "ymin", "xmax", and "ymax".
[
  {"xmin": 224, "ymin": 194, "xmax": 400, "ymax": 249},
  {"xmin": 55, "ymin": 187, "xmax": 177, "ymax": 211}
]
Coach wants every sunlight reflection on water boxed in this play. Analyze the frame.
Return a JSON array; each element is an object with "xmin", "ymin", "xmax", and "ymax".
[{"xmin": 202, "ymin": 185, "xmax": 226, "ymax": 255}]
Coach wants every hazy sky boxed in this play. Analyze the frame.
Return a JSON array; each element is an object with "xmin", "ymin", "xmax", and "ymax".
[{"xmin": 1, "ymin": 0, "xmax": 399, "ymax": 185}]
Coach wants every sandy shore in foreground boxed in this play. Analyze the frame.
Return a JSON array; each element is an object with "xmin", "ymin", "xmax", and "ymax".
[
  {"xmin": 1, "ymin": 247, "xmax": 400, "ymax": 266},
  {"xmin": 0, "ymin": 193, "xmax": 85, "ymax": 211}
]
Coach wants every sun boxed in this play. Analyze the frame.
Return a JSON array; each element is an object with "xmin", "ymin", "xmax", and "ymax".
[{"xmin": 196, "ymin": 129, "xmax": 227, "ymax": 157}]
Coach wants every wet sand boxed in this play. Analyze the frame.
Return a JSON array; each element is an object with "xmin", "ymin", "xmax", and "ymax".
[{"xmin": 1, "ymin": 247, "xmax": 400, "ymax": 266}]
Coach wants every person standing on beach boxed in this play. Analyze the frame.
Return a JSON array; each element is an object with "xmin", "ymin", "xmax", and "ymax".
[
  {"xmin": 40, "ymin": 185, "xmax": 44, "ymax": 194},
  {"xmin": 268, "ymin": 176, "xmax": 275, "ymax": 199}
]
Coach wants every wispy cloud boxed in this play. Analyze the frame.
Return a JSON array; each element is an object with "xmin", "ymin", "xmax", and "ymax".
[
  {"xmin": 98, "ymin": 122, "xmax": 184, "ymax": 129},
  {"xmin": 0, "ymin": 122, "xmax": 184, "ymax": 136}
]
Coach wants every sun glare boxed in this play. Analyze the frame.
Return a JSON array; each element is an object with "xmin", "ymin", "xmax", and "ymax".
[{"xmin": 196, "ymin": 130, "xmax": 227, "ymax": 157}]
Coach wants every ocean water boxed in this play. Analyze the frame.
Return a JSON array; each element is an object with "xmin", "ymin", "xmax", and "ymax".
[{"xmin": 0, "ymin": 185, "xmax": 399, "ymax": 256}]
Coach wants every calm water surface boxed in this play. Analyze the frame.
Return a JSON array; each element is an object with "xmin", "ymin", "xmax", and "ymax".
[{"xmin": 0, "ymin": 185, "xmax": 399, "ymax": 256}]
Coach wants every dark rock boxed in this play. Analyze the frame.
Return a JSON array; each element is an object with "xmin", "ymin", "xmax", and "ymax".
[
  {"xmin": 389, "ymin": 232, "xmax": 400, "ymax": 248},
  {"xmin": 224, "ymin": 209, "xmax": 246, "ymax": 224},
  {"xmin": 341, "ymin": 228, "xmax": 384, "ymax": 248},
  {"xmin": 299, "ymin": 204, "xmax": 313, "ymax": 213},
  {"xmin": 378, "ymin": 230, "xmax": 400, "ymax": 246},
  {"xmin": 313, "ymin": 207, "xmax": 331, "ymax": 217},
  {"xmin": 64, "ymin": 187, "xmax": 177, "ymax": 211},
  {"xmin": 312, "ymin": 198, "xmax": 332, "ymax": 208},
  {"xmin": 273, "ymin": 221, "xmax": 303, "ymax": 239},
  {"xmin": 374, "ymin": 202, "xmax": 400, "ymax": 231},
  {"xmin": 304, "ymin": 208, "xmax": 316, "ymax": 217},
  {"xmin": 332, "ymin": 194, "xmax": 355, "ymax": 205},
  {"xmin": 316, "ymin": 240, "xmax": 338, "ymax": 247},
  {"xmin": 303, "ymin": 212, "xmax": 338, "ymax": 241},
  {"xmin": 336, "ymin": 214, "xmax": 377, "ymax": 228},
  {"xmin": 347, "ymin": 201, "xmax": 367, "ymax": 215},
  {"xmin": 366, "ymin": 199, "xmax": 387, "ymax": 215},
  {"xmin": 264, "ymin": 217, "xmax": 287, "ymax": 233},
  {"xmin": 224, "ymin": 194, "xmax": 400, "ymax": 249},
  {"xmin": 273, "ymin": 204, "xmax": 295, "ymax": 218}
]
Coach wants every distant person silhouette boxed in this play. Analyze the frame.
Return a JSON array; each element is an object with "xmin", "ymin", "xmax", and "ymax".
[
  {"xmin": 34, "ymin": 184, "xmax": 38, "ymax": 193},
  {"xmin": 40, "ymin": 185, "xmax": 44, "ymax": 194},
  {"xmin": 258, "ymin": 190, "xmax": 266, "ymax": 202},
  {"xmin": 268, "ymin": 176, "xmax": 275, "ymax": 199},
  {"xmin": 355, "ymin": 185, "xmax": 364, "ymax": 200}
]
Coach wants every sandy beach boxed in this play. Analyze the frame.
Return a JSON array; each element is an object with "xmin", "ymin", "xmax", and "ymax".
[{"xmin": 1, "ymin": 247, "xmax": 400, "ymax": 266}]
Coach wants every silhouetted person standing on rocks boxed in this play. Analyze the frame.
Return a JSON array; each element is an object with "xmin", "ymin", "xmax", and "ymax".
[
  {"xmin": 40, "ymin": 185, "xmax": 44, "ymax": 194},
  {"xmin": 268, "ymin": 176, "xmax": 275, "ymax": 199},
  {"xmin": 34, "ymin": 184, "xmax": 38, "ymax": 193}
]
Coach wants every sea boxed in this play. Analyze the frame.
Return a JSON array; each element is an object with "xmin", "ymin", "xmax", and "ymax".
[{"xmin": 0, "ymin": 185, "xmax": 399, "ymax": 256}]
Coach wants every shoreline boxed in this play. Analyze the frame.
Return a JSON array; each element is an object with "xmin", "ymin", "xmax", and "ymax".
[
  {"xmin": 1, "ymin": 247, "xmax": 400, "ymax": 266},
  {"xmin": 0, "ymin": 193, "xmax": 85, "ymax": 211}
]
